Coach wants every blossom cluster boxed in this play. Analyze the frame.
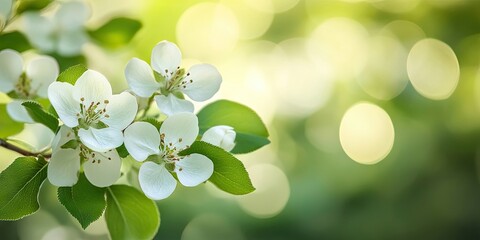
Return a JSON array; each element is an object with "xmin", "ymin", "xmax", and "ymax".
[{"xmin": 0, "ymin": 41, "xmax": 236, "ymax": 200}]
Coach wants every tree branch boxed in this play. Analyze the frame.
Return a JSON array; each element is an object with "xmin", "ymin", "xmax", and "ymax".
[{"xmin": 0, "ymin": 138, "xmax": 51, "ymax": 158}]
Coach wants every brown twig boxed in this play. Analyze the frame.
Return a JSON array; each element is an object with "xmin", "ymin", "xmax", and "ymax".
[{"xmin": 0, "ymin": 138, "xmax": 51, "ymax": 158}]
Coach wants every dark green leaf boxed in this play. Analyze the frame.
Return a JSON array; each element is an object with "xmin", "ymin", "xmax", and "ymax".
[
  {"xmin": 197, "ymin": 100, "xmax": 270, "ymax": 154},
  {"xmin": 116, "ymin": 144, "xmax": 129, "ymax": 158},
  {"xmin": 233, "ymin": 133, "xmax": 271, "ymax": 154},
  {"xmin": 56, "ymin": 64, "xmax": 88, "ymax": 85},
  {"xmin": 180, "ymin": 141, "xmax": 255, "ymax": 195},
  {"xmin": 0, "ymin": 31, "xmax": 31, "ymax": 52},
  {"xmin": 22, "ymin": 101, "xmax": 59, "ymax": 132},
  {"xmin": 105, "ymin": 185, "xmax": 160, "ymax": 240},
  {"xmin": 16, "ymin": 0, "xmax": 53, "ymax": 14},
  {"xmin": 89, "ymin": 17, "xmax": 142, "ymax": 49},
  {"xmin": 58, "ymin": 174, "xmax": 106, "ymax": 229},
  {"xmin": 0, "ymin": 157, "xmax": 48, "ymax": 220},
  {"xmin": 0, "ymin": 104, "xmax": 24, "ymax": 138}
]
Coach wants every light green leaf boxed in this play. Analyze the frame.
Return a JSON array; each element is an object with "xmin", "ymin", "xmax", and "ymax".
[
  {"xmin": 58, "ymin": 174, "xmax": 106, "ymax": 229},
  {"xmin": 16, "ymin": 0, "xmax": 53, "ymax": 14},
  {"xmin": 57, "ymin": 64, "xmax": 88, "ymax": 85},
  {"xmin": 0, "ymin": 157, "xmax": 48, "ymax": 220},
  {"xmin": 197, "ymin": 100, "xmax": 270, "ymax": 154},
  {"xmin": 22, "ymin": 101, "xmax": 59, "ymax": 132},
  {"xmin": 89, "ymin": 17, "xmax": 142, "ymax": 49},
  {"xmin": 180, "ymin": 141, "xmax": 255, "ymax": 195},
  {"xmin": 0, "ymin": 31, "xmax": 31, "ymax": 52},
  {"xmin": 60, "ymin": 139, "xmax": 79, "ymax": 150},
  {"xmin": 105, "ymin": 185, "xmax": 160, "ymax": 240},
  {"xmin": 0, "ymin": 104, "xmax": 24, "ymax": 138}
]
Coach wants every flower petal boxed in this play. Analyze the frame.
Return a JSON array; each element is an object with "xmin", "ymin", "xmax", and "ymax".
[
  {"xmin": 201, "ymin": 125, "xmax": 236, "ymax": 151},
  {"xmin": 51, "ymin": 125, "xmax": 76, "ymax": 152},
  {"xmin": 175, "ymin": 154, "xmax": 213, "ymax": 187},
  {"xmin": 124, "ymin": 122, "xmax": 160, "ymax": 162},
  {"xmin": 139, "ymin": 162, "xmax": 176, "ymax": 200},
  {"xmin": 48, "ymin": 82, "xmax": 80, "ymax": 127},
  {"xmin": 54, "ymin": 1, "xmax": 90, "ymax": 29},
  {"xmin": 151, "ymin": 41, "xmax": 182, "ymax": 79},
  {"xmin": 0, "ymin": 49, "xmax": 23, "ymax": 93},
  {"xmin": 160, "ymin": 112, "xmax": 199, "ymax": 150},
  {"xmin": 23, "ymin": 13, "xmax": 56, "ymax": 53},
  {"xmin": 27, "ymin": 56, "xmax": 59, "ymax": 98},
  {"xmin": 57, "ymin": 30, "xmax": 88, "ymax": 57},
  {"xmin": 6, "ymin": 100, "xmax": 33, "ymax": 123},
  {"xmin": 73, "ymin": 70, "xmax": 112, "ymax": 106},
  {"xmin": 182, "ymin": 64, "xmax": 222, "ymax": 101},
  {"xmin": 78, "ymin": 127, "xmax": 123, "ymax": 153},
  {"xmin": 125, "ymin": 58, "xmax": 160, "ymax": 98},
  {"xmin": 154, "ymin": 94, "xmax": 194, "ymax": 116},
  {"xmin": 102, "ymin": 92, "xmax": 137, "ymax": 130},
  {"xmin": 48, "ymin": 148, "xmax": 81, "ymax": 187},
  {"xmin": 9, "ymin": 123, "xmax": 55, "ymax": 153},
  {"xmin": 84, "ymin": 149, "xmax": 122, "ymax": 187}
]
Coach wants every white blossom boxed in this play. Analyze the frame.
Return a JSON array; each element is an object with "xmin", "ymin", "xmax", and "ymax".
[
  {"xmin": 125, "ymin": 41, "xmax": 222, "ymax": 115},
  {"xmin": 0, "ymin": 49, "xmax": 59, "ymax": 123},
  {"xmin": 47, "ymin": 126, "xmax": 121, "ymax": 187},
  {"xmin": 201, "ymin": 125, "xmax": 236, "ymax": 151},
  {"xmin": 124, "ymin": 113, "xmax": 213, "ymax": 200},
  {"xmin": 23, "ymin": 1, "xmax": 90, "ymax": 56},
  {"xmin": 48, "ymin": 69, "xmax": 137, "ymax": 152}
]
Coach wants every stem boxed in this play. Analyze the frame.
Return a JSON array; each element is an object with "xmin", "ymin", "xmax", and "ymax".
[
  {"xmin": 0, "ymin": 138, "xmax": 51, "ymax": 158},
  {"xmin": 140, "ymin": 95, "xmax": 155, "ymax": 119}
]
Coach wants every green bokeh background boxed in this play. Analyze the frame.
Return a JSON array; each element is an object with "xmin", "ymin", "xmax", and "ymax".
[{"xmin": 2, "ymin": 0, "xmax": 480, "ymax": 239}]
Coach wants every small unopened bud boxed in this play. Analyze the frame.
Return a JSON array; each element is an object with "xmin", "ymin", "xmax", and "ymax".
[{"xmin": 201, "ymin": 125, "xmax": 236, "ymax": 152}]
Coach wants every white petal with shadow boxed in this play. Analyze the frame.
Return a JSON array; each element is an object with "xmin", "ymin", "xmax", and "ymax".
[{"xmin": 139, "ymin": 161, "xmax": 177, "ymax": 200}]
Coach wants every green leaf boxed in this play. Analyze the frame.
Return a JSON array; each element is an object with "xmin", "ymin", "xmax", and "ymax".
[
  {"xmin": 180, "ymin": 141, "xmax": 255, "ymax": 195},
  {"xmin": 16, "ymin": 0, "xmax": 53, "ymax": 14},
  {"xmin": 60, "ymin": 139, "xmax": 79, "ymax": 150},
  {"xmin": 0, "ymin": 31, "xmax": 31, "ymax": 52},
  {"xmin": 58, "ymin": 174, "xmax": 106, "ymax": 229},
  {"xmin": 197, "ymin": 100, "xmax": 270, "ymax": 154},
  {"xmin": 0, "ymin": 104, "xmax": 24, "ymax": 138},
  {"xmin": 105, "ymin": 185, "xmax": 160, "ymax": 240},
  {"xmin": 51, "ymin": 54, "xmax": 87, "ymax": 72},
  {"xmin": 89, "ymin": 17, "xmax": 142, "ymax": 49},
  {"xmin": 0, "ymin": 157, "xmax": 48, "ymax": 220},
  {"xmin": 57, "ymin": 64, "xmax": 88, "ymax": 85},
  {"xmin": 22, "ymin": 101, "xmax": 59, "ymax": 132},
  {"xmin": 141, "ymin": 118, "xmax": 162, "ymax": 131},
  {"xmin": 116, "ymin": 144, "xmax": 129, "ymax": 158}
]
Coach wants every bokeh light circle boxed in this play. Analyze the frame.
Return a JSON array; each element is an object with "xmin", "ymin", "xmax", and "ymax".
[
  {"xmin": 237, "ymin": 164, "xmax": 290, "ymax": 218},
  {"xmin": 242, "ymin": 0, "xmax": 299, "ymax": 13},
  {"xmin": 339, "ymin": 102, "xmax": 395, "ymax": 165},
  {"xmin": 407, "ymin": 38, "xmax": 460, "ymax": 100},
  {"xmin": 307, "ymin": 18, "xmax": 369, "ymax": 81},
  {"xmin": 176, "ymin": 3, "xmax": 239, "ymax": 60},
  {"xmin": 181, "ymin": 214, "xmax": 245, "ymax": 240},
  {"xmin": 357, "ymin": 36, "xmax": 408, "ymax": 100}
]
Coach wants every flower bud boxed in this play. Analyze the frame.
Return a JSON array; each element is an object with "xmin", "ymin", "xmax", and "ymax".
[{"xmin": 201, "ymin": 125, "xmax": 236, "ymax": 151}]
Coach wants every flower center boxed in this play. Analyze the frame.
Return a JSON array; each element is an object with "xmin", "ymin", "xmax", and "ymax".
[
  {"xmin": 14, "ymin": 73, "xmax": 34, "ymax": 99},
  {"xmin": 164, "ymin": 67, "xmax": 195, "ymax": 93},
  {"xmin": 77, "ymin": 98, "xmax": 110, "ymax": 129},
  {"xmin": 80, "ymin": 145, "xmax": 113, "ymax": 165}
]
